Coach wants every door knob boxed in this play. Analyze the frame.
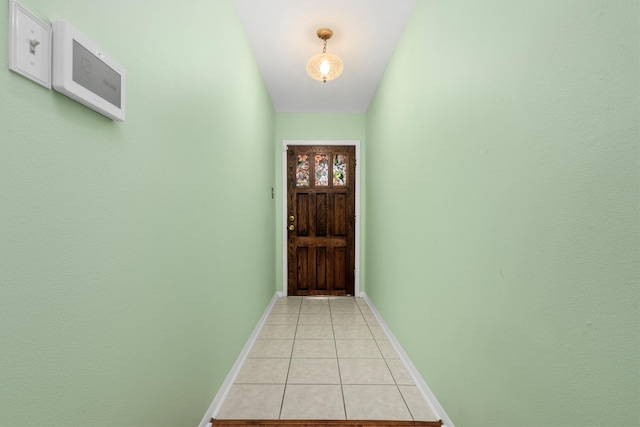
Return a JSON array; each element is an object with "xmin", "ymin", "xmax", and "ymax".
[
  {"xmin": 289, "ymin": 216, "xmax": 295, "ymax": 222},
  {"xmin": 288, "ymin": 225, "xmax": 295, "ymax": 231}
]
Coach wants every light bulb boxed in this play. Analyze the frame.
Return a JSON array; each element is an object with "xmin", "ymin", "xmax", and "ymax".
[{"xmin": 319, "ymin": 59, "xmax": 331, "ymax": 75}]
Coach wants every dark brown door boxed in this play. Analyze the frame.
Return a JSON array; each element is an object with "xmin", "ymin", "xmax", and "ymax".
[{"xmin": 287, "ymin": 145, "xmax": 356, "ymax": 296}]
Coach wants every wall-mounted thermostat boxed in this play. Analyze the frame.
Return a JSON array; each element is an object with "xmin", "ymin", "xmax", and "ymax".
[{"xmin": 52, "ymin": 20, "xmax": 126, "ymax": 121}]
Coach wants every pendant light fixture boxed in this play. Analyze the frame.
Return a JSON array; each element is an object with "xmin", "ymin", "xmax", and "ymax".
[{"xmin": 306, "ymin": 28, "xmax": 343, "ymax": 83}]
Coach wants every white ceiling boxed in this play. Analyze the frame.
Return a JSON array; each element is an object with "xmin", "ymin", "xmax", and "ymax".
[{"xmin": 233, "ymin": 0, "xmax": 416, "ymax": 113}]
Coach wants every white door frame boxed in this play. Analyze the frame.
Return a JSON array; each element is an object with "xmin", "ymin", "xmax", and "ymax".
[{"xmin": 282, "ymin": 140, "xmax": 361, "ymax": 297}]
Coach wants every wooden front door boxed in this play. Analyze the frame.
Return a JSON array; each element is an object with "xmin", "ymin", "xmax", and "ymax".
[{"xmin": 287, "ymin": 145, "xmax": 356, "ymax": 296}]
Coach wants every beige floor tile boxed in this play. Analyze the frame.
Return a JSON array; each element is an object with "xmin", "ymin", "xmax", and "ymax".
[
  {"xmin": 298, "ymin": 313, "xmax": 332, "ymax": 325},
  {"xmin": 339, "ymin": 359, "xmax": 395, "ymax": 384},
  {"xmin": 329, "ymin": 296, "xmax": 357, "ymax": 303},
  {"xmin": 265, "ymin": 313, "xmax": 299, "ymax": 325},
  {"xmin": 287, "ymin": 358, "xmax": 341, "ymax": 384},
  {"xmin": 386, "ymin": 359, "xmax": 414, "ymax": 385},
  {"xmin": 363, "ymin": 314, "xmax": 379, "ymax": 326},
  {"xmin": 330, "ymin": 301, "xmax": 358, "ymax": 308},
  {"xmin": 342, "ymin": 385, "xmax": 412, "ymax": 420},
  {"xmin": 218, "ymin": 296, "xmax": 434, "ymax": 423},
  {"xmin": 331, "ymin": 314, "xmax": 366, "ymax": 325},
  {"xmin": 292, "ymin": 339, "xmax": 337, "ymax": 358},
  {"xmin": 376, "ymin": 340, "xmax": 400, "ymax": 359},
  {"xmin": 296, "ymin": 324, "xmax": 334, "ymax": 339},
  {"xmin": 358, "ymin": 306, "xmax": 373, "ymax": 315},
  {"xmin": 234, "ymin": 358, "xmax": 290, "ymax": 384},
  {"xmin": 248, "ymin": 340, "xmax": 294, "ymax": 358},
  {"xmin": 330, "ymin": 305, "xmax": 362, "ymax": 314},
  {"xmin": 302, "ymin": 296, "xmax": 329, "ymax": 304},
  {"xmin": 398, "ymin": 386, "xmax": 439, "ymax": 421},
  {"xmin": 275, "ymin": 297, "xmax": 302, "ymax": 305},
  {"xmin": 270, "ymin": 304, "xmax": 301, "ymax": 314},
  {"xmin": 335, "ymin": 340, "xmax": 383, "ymax": 358},
  {"xmin": 258, "ymin": 324, "xmax": 297, "ymax": 339},
  {"xmin": 299, "ymin": 304, "xmax": 330, "ymax": 314},
  {"xmin": 334, "ymin": 325, "xmax": 373, "ymax": 339},
  {"xmin": 281, "ymin": 385, "xmax": 346, "ymax": 419},
  {"xmin": 216, "ymin": 384, "xmax": 284, "ymax": 419},
  {"xmin": 368, "ymin": 325, "xmax": 388, "ymax": 340}
]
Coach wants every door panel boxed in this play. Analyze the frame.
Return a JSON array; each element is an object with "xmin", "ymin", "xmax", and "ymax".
[
  {"xmin": 297, "ymin": 194, "xmax": 310, "ymax": 236},
  {"xmin": 316, "ymin": 193, "xmax": 328, "ymax": 236},
  {"xmin": 287, "ymin": 145, "xmax": 356, "ymax": 296},
  {"xmin": 334, "ymin": 194, "xmax": 347, "ymax": 236}
]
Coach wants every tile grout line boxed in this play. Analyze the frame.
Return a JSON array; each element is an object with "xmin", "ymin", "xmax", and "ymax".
[
  {"xmin": 330, "ymin": 298, "xmax": 349, "ymax": 420},
  {"xmin": 361, "ymin": 298, "xmax": 415, "ymax": 421},
  {"xmin": 382, "ymin": 352, "xmax": 416, "ymax": 421},
  {"xmin": 213, "ymin": 296, "xmax": 434, "ymax": 422},
  {"xmin": 278, "ymin": 297, "xmax": 302, "ymax": 420},
  {"xmin": 365, "ymin": 295, "xmax": 445, "ymax": 422},
  {"xmin": 370, "ymin": 313, "xmax": 416, "ymax": 421},
  {"xmin": 273, "ymin": 297, "xmax": 418, "ymax": 421}
]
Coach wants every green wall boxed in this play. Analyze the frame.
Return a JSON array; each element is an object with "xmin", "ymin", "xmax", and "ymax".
[
  {"xmin": 0, "ymin": 1, "xmax": 275, "ymax": 426},
  {"xmin": 274, "ymin": 113, "xmax": 366, "ymax": 293},
  {"xmin": 365, "ymin": 1, "xmax": 639, "ymax": 426}
]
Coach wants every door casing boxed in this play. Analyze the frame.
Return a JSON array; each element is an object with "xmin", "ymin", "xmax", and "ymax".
[{"xmin": 282, "ymin": 140, "xmax": 361, "ymax": 297}]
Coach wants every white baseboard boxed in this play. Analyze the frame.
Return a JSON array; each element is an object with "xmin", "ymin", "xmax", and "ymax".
[
  {"xmin": 198, "ymin": 293, "xmax": 280, "ymax": 427},
  {"xmin": 361, "ymin": 293, "xmax": 455, "ymax": 427}
]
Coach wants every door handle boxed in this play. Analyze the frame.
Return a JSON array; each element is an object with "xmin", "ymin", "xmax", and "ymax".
[{"xmin": 288, "ymin": 225, "xmax": 295, "ymax": 231}]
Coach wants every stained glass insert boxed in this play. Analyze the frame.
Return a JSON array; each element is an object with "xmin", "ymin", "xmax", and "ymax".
[
  {"xmin": 296, "ymin": 155, "xmax": 310, "ymax": 187},
  {"xmin": 333, "ymin": 154, "xmax": 347, "ymax": 186},
  {"xmin": 315, "ymin": 154, "xmax": 329, "ymax": 187}
]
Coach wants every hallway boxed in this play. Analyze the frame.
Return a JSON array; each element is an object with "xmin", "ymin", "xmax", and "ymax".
[{"xmin": 215, "ymin": 297, "xmax": 440, "ymax": 422}]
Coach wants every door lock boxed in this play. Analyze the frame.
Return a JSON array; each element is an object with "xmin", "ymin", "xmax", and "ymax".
[{"xmin": 289, "ymin": 216, "xmax": 295, "ymax": 222}]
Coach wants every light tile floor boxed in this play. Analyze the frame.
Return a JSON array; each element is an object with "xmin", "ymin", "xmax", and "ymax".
[{"xmin": 217, "ymin": 296, "xmax": 438, "ymax": 421}]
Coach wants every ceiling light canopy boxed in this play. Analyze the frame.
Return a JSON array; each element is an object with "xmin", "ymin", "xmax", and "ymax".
[{"xmin": 306, "ymin": 28, "xmax": 343, "ymax": 83}]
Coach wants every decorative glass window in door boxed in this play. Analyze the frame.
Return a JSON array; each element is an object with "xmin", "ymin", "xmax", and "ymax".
[
  {"xmin": 296, "ymin": 155, "xmax": 310, "ymax": 186},
  {"xmin": 333, "ymin": 154, "xmax": 347, "ymax": 186},
  {"xmin": 315, "ymin": 154, "xmax": 329, "ymax": 186}
]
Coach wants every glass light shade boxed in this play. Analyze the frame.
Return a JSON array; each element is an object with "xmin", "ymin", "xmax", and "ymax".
[{"xmin": 306, "ymin": 52, "xmax": 344, "ymax": 83}]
